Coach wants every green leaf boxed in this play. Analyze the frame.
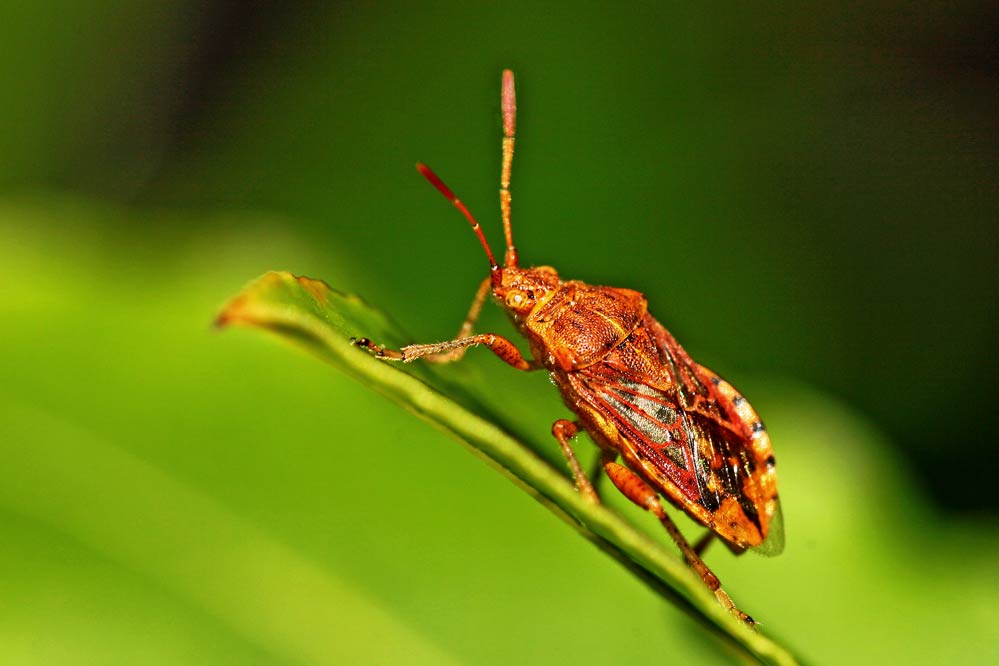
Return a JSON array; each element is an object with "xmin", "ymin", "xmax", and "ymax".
[{"xmin": 217, "ymin": 271, "xmax": 807, "ymax": 666}]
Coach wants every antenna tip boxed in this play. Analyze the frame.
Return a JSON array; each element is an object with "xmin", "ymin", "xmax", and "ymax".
[
  {"xmin": 415, "ymin": 161, "xmax": 457, "ymax": 202},
  {"xmin": 501, "ymin": 70, "xmax": 516, "ymax": 137}
]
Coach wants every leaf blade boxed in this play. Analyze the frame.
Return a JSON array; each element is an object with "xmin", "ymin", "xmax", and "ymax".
[{"xmin": 217, "ymin": 271, "xmax": 806, "ymax": 666}]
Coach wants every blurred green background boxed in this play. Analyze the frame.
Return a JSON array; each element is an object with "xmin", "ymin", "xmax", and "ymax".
[{"xmin": 1, "ymin": 2, "xmax": 996, "ymax": 664}]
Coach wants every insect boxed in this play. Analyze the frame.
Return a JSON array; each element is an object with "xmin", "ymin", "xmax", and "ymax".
[{"xmin": 353, "ymin": 70, "xmax": 782, "ymax": 625}]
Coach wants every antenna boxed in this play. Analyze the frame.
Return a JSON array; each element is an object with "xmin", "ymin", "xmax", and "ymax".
[
  {"xmin": 416, "ymin": 162, "xmax": 502, "ymax": 286},
  {"xmin": 500, "ymin": 69, "xmax": 518, "ymax": 268}
]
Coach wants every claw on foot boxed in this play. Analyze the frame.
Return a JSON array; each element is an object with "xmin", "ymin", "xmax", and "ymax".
[{"xmin": 350, "ymin": 336, "xmax": 398, "ymax": 360}]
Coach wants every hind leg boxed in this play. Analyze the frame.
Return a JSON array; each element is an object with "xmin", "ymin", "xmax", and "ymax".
[{"xmin": 602, "ymin": 460, "xmax": 754, "ymax": 626}]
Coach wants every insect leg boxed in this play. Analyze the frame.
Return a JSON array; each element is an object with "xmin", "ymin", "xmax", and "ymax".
[
  {"xmin": 693, "ymin": 531, "xmax": 715, "ymax": 557},
  {"xmin": 423, "ymin": 277, "xmax": 492, "ymax": 364},
  {"xmin": 603, "ymin": 461, "xmax": 754, "ymax": 626},
  {"xmin": 353, "ymin": 333, "xmax": 535, "ymax": 371},
  {"xmin": 552, "ymin": 420, "xmax": 599, "ymax": 504}
]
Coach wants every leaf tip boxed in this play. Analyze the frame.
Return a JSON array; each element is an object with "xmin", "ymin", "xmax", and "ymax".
[
  {"xmin": 214, "ymin": 292, "xmax": 251, "ymax": 330},
  {"xmin": 213, "ymin": 310, "xmax": 234, "ymax": 329},
  {"xmin": 296, "ymin": 276, "xmax": 333, "ymax": 305}
]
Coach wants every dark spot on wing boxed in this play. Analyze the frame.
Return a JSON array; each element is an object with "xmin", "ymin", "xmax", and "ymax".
[
  {"xmin": 660, "ymin": 443, "xmax": 688, "ymax": 470},
  {"xmin": 655, "ymin": 404, "xmax": 677, "ymax": 424},
  {"xmin": 752, "ymin": 421, "xmax": 765, "ymax": 434},
  {"xmin": 738, "ymin": 495, "xmax": 762, "ymax": 532}
]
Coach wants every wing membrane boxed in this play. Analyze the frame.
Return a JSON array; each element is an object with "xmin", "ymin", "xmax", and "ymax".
[{"xmin": 568, "ymin": 318, "xmax": 781, "ymax": 552}]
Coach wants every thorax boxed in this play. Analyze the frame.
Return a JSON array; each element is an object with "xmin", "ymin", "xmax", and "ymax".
[{"xmin": 519, "ymin": 281, "xmax": 648, "ymax": 372}]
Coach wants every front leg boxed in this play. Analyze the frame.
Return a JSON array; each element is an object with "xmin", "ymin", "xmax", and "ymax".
[
  {"xmin": 552, "ymin": 419, "xmax": 599, "ymax": 504},
  {"xmin": 423, "ymin": 277, "xmax": 492, "ymax": 364},
  {"xmin": 353, "ymin": 333, "xmax": 536, "ymax": 371}
]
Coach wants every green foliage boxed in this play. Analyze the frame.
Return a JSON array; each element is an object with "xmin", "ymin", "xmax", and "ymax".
[
  {"xmin": 1, "ymin": 2, "xmax": 996, "ymax": 662},
  {"xmin": 217, "ymin": 271, "xmax": 804, "ymax": 665},
  {"xmin": 2, "ymin": 205, "xmax": 998, "ymax": 665}
]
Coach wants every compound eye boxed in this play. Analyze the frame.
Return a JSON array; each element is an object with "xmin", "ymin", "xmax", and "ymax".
[{"xmin": 505, "ymin": 289, "xmax": 528, "ymax": 309}]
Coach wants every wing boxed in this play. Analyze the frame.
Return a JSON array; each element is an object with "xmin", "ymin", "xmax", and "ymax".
[{"xmin": 569, "ymin": 315, "xmax": 783, "ymax": 554}]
